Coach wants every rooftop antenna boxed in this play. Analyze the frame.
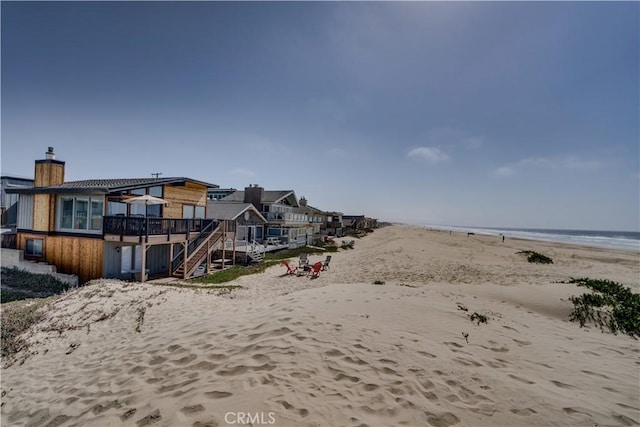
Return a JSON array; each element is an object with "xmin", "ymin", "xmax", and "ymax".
[{"xmin": 151, "ymin": 172, "xmax": 162, "ymax": 179}]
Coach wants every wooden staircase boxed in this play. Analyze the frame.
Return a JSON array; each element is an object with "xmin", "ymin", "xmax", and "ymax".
[{"xmin": 172, "ymin": 223, "xmax": 225, "ymax": 279}]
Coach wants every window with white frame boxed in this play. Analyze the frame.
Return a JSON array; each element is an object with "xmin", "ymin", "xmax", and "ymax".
[{"xmin": 58, "ymin": 196, "xmax": 104, "ymax": 232}]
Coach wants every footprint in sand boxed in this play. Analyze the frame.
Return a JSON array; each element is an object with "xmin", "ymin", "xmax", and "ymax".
[
  {"xmin": 136, "ymin": 409, "xmax": 161, "ymax": 426},
  {"xmin": 511, "ymin": 408, "xmax": 537, "ymax": 416},
  {"xmin": 508, "ymin": 374, "xmax": 535, "ymax": 385},
  {"xmin": 216, "ymin": 365, "xmax": 248, "ymax": 376},
  {"xmin": 417, "ymin": 351, "xmax": 437, "ymax": 359},
  {"xmin": 580, "ymin": 370, "xmax": 610, "ymax": 379},
  {"xmin": 425, "ymin": 411, "xmax": 460, "ymax": 427},
  {"xmin": 205, "ymin": 391, "xmax": 233, "ymax": 399},
  {"xmin": 188, "ymin": 361, "xmax": 217, "ymax": 371},
  {"xmin": 563, "ymin": 407, "xmax": 592, "ymax": 418},
  {"xmin": 171, "ymin": 354, "xmax": 197, "ymax": 365},
  {"xmin": 551, "ymin": 380, "xmax": 576, "ymax": 389},
  {"xmin": 180, "ymin": 404, "xmax": 205, "ymax": 414},
  {"xmin": 207, "ymin": 353, "xmax": 228, "ymax": 362},
  {"xmin": 120, "ymin": 408, "xmax": 137, "ymax": 422},
  {"xmin": 148, "ymin": 355, "xmax": 167, "ymax": 366}
]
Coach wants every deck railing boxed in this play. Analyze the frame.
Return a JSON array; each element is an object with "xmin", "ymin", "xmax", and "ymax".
[
  {"xmin": 261, "ymin": 212, "xmax": 310, "ymax": 224},
  {"xmin": 103, "ymin": 216, "xmax": 216, "ymax": 243}
]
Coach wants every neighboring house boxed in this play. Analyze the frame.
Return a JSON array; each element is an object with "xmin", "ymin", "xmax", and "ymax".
[
  {"xmin": 296, "ymin": 197, "xmax": 329, "ymax": 237},
  {"xmin": 343, "ymin": 215, "xmax": 378, "ymax": 232},
  {"xmin": 208, "ymin": 187, "xmax": 236, "ymax": 201},
  {"xmin": 325, "ymin": 211, "xmax": 344, "ymax": 237},
  {"xmin": 1, "ymin": 175, "xmax": 34, "ymax": 229},
  {"xmin": 7, "ymin": 148, "xmax": 225, "ymax": 284},
  {"xmin": 206, "ymin": 200, "xmax": 272, "ymax": 263},
  {"xmin": 221, "ymin": 185, "xmax": 313, "ymax": 248},
  {"xmin": 207, "ymin": 201, "xmax": 267, "ymax": 244}
]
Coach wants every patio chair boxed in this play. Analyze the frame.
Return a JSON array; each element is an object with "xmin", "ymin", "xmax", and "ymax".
[
  {"xmin": 322, "ymin": 255, "xmax": 332, "ymax": 271},
  {"xmin": 309, "ymin": 262, "xmax": 323, "ymax": 278},
  {"xmin": 283, "ymin": 261, "xmax": 298, "ymax": 275},
  {"xmin": 298, "ymin": 253, "xmax": 309, "ymax": 269}
]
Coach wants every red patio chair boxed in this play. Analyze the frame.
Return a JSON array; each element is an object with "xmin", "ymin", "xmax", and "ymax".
[
  {"xmin": 309, "ymin": 262, "xmax": 323, "ymax": 278},
  {"xmin": 283, "ymin": 261, "xmax": 297, "ymax": 275}
]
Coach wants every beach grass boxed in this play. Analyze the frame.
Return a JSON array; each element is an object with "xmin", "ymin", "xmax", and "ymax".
[
  {"xmin": 517, "ymin": 250, "xmax": 553, "ymax": 264},
  {"xmin": 1, "ymin": 267, "xmax": 70, "ymax": 303},
  {"xmin": 1, "ymin": 299, "xmax": 49, "ymax": 362},
  {"xmin": 567, "ymin": 278, "xmax": 640, "ymax": 338}
]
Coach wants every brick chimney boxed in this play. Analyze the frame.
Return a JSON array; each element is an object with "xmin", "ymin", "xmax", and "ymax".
[
  {"xmin": 244, "ymin": 184, "xmax": 264, "ymax": 211},
  {"xmin": 34, "ymin": 147, "xmax": 65, "ymax": 187},
  {"xmin": 299, "ymin": 196, "xmax": 307, "ymax": 207}
]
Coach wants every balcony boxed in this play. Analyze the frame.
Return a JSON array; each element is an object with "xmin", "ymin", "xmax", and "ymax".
[
  {"xmin": 262, "ymin": 212, "xmax": 310, "ymax": 224},
  {"xmin": 103, "ymin": 216, "xmax": 217, "ymax": 244}
]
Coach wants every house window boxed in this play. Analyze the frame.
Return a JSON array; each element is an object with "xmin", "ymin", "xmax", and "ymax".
[
  {"xmin": 75, "ymin": 199, "xmax": 88, "ymax": 229},
  {"xmin": 149, "ymin": 186, "xmax": 162, "ymax": 197},
  {"xmin": 182, "ymin": 205, "xmax": 194, "ymax": 218},
  {"xmin": 61, "ymin": 198, "xmax": 74, "ymax": 228},
  {"xmin": 91, "ymin": 200, "xmax": 103, "ymax": 230},
  {"xmin": 182, "ymin": 205, "xmax": 205, "ymax": 219},
  {"xmin": 25, "ymin": 238, "xmax": 43, "ymax": 257},
  {"xmin": 58, "ymin": 196, "xmax": 104, "ymax": 232}
]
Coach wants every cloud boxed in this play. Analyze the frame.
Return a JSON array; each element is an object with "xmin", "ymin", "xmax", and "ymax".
[
  {"xmin": 230, "ymin": 168, "xmax": 256, "ymax": 177},
  {"xmin": 421, "ymin": 127, "xmax": 483, "ymax": 151},
  {"xmin": 492, "ymin": 166, "xmax": 515, "ymax": 177},
  {"xmin": 408, "ymin": 146, "xmax": 450, "ymax": 164},
  {"xmin": 493, "ymin": 155, "xmax": 603, "ymax": 178}
]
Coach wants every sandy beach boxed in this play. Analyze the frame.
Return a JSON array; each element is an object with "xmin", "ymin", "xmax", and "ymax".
[{"xmin": 2, "ymin": 225, "xmax": 639, "ymax": 427}]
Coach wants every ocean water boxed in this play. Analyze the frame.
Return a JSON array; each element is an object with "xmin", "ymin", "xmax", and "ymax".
[{"xmin": 424, "ymin": 225, "xmax": 640, "ymax": 252}]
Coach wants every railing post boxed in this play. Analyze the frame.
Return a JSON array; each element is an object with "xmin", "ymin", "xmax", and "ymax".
[{"xmin": 145, "ymin": 217, "xmax": 149, "ymax": 243}]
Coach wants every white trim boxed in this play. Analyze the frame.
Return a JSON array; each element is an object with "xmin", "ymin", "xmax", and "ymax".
[{"xmin": 56, "ymin": 194, "xmax": 105, "ymax": 234}]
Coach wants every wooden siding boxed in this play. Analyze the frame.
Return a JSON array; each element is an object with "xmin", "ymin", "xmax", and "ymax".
[
  {"xmin": 163, "ymin": 182, "xmax": 207, "ymax": 218},
  {"xmin": 32, "ymin": 194, "xmax": 53, "ymax": 232},
  {"xmin": 17, "ymin": 195, "xmax": 34, "ymax": 230},
  {"xmin": 17, "ymin": 233, "xmax": 103, "ymax": 284},
  {"xmin": 34, "ymin": 161, "xmax": 64, "ymax": 187}
]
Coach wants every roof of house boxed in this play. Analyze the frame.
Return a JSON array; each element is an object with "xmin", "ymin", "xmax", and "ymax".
[
  {"xmin": 222, "ymin": 190, "xmax": 296, "ymax": 205},
  {"xmin": 207, "ymin": 201, "xmax": 267, "ymax": 223},
  {"xmin": 6, "ymin": 177, "xmax": 218, "ymax": 195},
  {"xmin": 296, "ymin": 204, "xmax": 329, "ymax": 215}
]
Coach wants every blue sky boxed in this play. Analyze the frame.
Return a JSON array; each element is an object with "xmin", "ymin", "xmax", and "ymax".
[{"xmin": 2, "ymin": 2, "xmax": 638, "ymax": 231}]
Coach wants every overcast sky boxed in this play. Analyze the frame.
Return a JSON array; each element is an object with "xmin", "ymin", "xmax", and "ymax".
[{"xmin": 2, "ymin": 2, "xmax": 638, "ymax": 231}]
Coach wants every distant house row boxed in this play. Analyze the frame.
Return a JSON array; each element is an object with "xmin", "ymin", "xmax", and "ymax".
[{"xmin": 2, "ymin": 148, "xmax": 377, "ymax": 284}]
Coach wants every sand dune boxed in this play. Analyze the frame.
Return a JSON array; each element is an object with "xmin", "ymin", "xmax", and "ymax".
[{"xmin": 2, "ymin": 225, "xmax": 639, "ymax": 426}]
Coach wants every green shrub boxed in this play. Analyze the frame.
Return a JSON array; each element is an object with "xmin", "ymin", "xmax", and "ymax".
[
  {"xmin": 1, "ymin": 267, "xmax": 70, "ymax": 296},
  {"xmin": 566, "ymin": 278, "xmax": 640, "ymax": 338},
  {"xmin": 517, "ymin": 251, "xmax": 553, "ymax": 264},
  {"xmin": 1, "ymin": 299, "xmax": 47, "ymax": 361}
]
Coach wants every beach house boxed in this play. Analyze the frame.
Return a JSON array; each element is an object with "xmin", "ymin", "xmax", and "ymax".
[
  {"xmin": 296, "ymin": 197, "xmax": 330, "ymax": 237},
  {"xmin": 220, "ymin": 185, "xmax": 313, "ymax": 248},
  {"xmin": 1, "ymin": 175, "xmax": 34, "ymax": 230},
  {"xmin": 7, "ymin": 148, "xmax": 229, "ymax": 283}
]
